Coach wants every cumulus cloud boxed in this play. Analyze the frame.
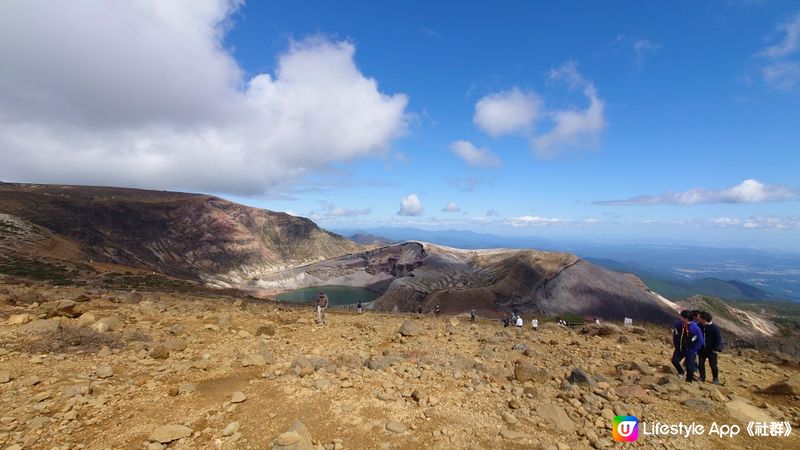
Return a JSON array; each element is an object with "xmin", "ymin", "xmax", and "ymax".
[
  {"xmin": 449, "ymin": 140, "xmax": 501, "ymax": 167},
  {"xmin": 756, "ymin": 12, "xmax": 800, "ymax": 89},
  {"xmin": 0, "ymin": 1, "xmax": 409, "ymax": 194},
  {"xmin": 471, "ymin": 62, "xmax": 606, "ymax": 158},
  {"xmin": 398, "ymin": 194, "xmax": 423, "ymax": 216},
  {"xmin": 473, "ymin": 88, "xmax": 542, "ymax": 137},
  {"xmin": 441, "ymin": 201, "xmax": 461, "ymax": 213},
  {"xmin": 594, "ymin": 179, "xmax": 797, "ymax": 205},
  {"xmin": 530, "ymin": 62, "xmax": 606, "ymax": 156}
]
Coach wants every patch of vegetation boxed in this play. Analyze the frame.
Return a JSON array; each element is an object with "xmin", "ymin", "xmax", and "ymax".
[
  {"xmin": 22, "ymin": 325, "xmax": 123, "ymax": 354},
  {"xmin": 0, "ymin": 256, "xmax": 82, "ymax": 285},
  {"xmin": 101, "ymin": 272, "xmax": 196, "ymax": 292}
]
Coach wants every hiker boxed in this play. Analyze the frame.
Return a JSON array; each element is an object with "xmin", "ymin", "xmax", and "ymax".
[
  {"xmin": 698, "ymin": 311, "xmax": 723, "ymax": 384},
  {"xmin": 434, "ymin": 305, "xmax": 441, "ymax": 317},
  {"xmin": 316, "ymin": 292, "xmax": 329, "ymax": 325},
  {"xmin": 594, "ymin": 317, "xmax": 601, "ymax": 325},
  {"xmin": 515, "ymin": 315, "xmax": 523, "ymax": 327},
  {"xmin": 356, "ymin": 300, "xmax": 362, "ymax": 314},
  {"xmin": 417, "ymin": 303, "xmax": 423, "ymax": 315},
  {"xmin": 502, "ymin": 315, "xmax": 510, "ymax": 327},
  {"xmin": 470, "ymin": 309, "xmax": 476, "ymax": 322},
  {"xmin": 671, "ymin": 310, "xmax": 705, "ymax": 382},
  {"xmin": 692, "ymin": 310, "xmax": 701, "ymax": 323},
  {"xmin": 531, "ymin": 318, "xmax": 539, "ymax": 331}
]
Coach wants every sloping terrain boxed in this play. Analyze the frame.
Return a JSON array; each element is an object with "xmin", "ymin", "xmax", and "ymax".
[
  {"xmin": 0, "ymin": 183, "xmax": 361, "ymax": 286},
  {"xmin": 0, "ymin": 282, "xmax": 798, "ymax": 450}
]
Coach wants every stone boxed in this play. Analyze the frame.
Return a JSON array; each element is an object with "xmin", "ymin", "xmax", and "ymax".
[
  {"xmin": 501, "ymin": 412, "xmax": 518, "ymax": 425},
  {"xmin": 291, "ymin": 356, "xmax": 315, "ymax": 377},
  {"xmin": 508, "ymin": 398, "xmax": 522, "ymax": 409},
  {"xmin": 760, "ymin": 373, "xmax": 800, "ymax": 396},
  {"xmin": 148, "ymin": 424, "xmax": 193, "ymax": 443},
  {"xmin": 499, "ymin": 429, "xmax": 530, "ymax": 440},
  {"xmin": 242, "ymin": 353, "xmax": 267, "ymax": 367},
  {"xmin": 64, "ymin": 382, "xmax": 91, "ymax": 397},
  {"xmin": 223, "ymin": 421, "xmax": 240, "ymax": 437},
  {"xmin": 0, "ymin": 370, "xmax": 11, "ymax": 383},
  {"xmin": 150, "ymin": 345, "xmax": 169, "ymax": 360},
  {"xmin": 535, "ymin": 403, "xmax": 575, "ymax": 433},
  {"xmin": 725, "ymin": 400, "xmax": 775, "ymax": 423},
  {"xmin": 96, "ymin": 365, "xmax": 114, "ymax": 378},
  {"xmin": 256, "ymin": 324, "xmax": 276, "ymax": 336},
  {"xmin": 231, "ymin": 391, "xmax": 246, "ymax": 403},
  {"xmin": 567, "ymin": 368, "xmax": 595, "ymax": 386},
  {"xmin": 683, "ymin": 398, "xmax": 715, "ymax": 413},
  {"xmin": 41, "ymin": 299, "xmax": 79, "ymax": 318},
  {"xmin": 21, "ymin": 318, "xmax": 60, "ymax": 334},
  {"xmin": 386, "ymin": 421, "xmax": 406, "ymax": 434},
  {"xmin": 7, "ymin": 314, "xmax": 31, "ymax": 325},
  {"xmin": 398, "ymin": 320, "xmax": 422, "ymax": 337},
  {"xmin": 164, "ymin": 338, "xmax": 187, "ymax": 352},
  {"xmin": 514, "ymin": 360, "xmax": 549, "ymax": 383},
  {"xmin": 95, "ymin": 316, "xmax": 122, "ymax": 331},
  {"xmin": 272, "ymin": 421, "xmax": 313, "ymax": 450}
]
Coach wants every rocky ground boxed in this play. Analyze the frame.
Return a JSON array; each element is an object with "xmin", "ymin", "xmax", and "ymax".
[{"xmin": 0, "ymin": 282, "xmax": 799, "ymax": 450}]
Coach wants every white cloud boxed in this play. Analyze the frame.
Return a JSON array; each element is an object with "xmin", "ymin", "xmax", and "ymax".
[
  {"xmin": 756, "ymin": 12, "xmax": 800, "ymax": 89},
  {"xmin": 0, "ymin": 1, "xmax": 409, "ymax": 194},
  {"xmin": 310, "ymin": 202, "xmax": 371, "ymax": 220},
  {"xmin": 595, "ymin": 179, "xmax": 797, "ymax": 205},
  {"xmin": 504, "ymin": 215, "xmax": 569, "ymax": 227},
  {"xmin": 633, "ymin": 39, "xmax": 661, "ymax": 65},
  {"xmin": 530, "ymin": 62, "xmax": 606, "ymax": 157},
  {"xmin": 473, "ymin": 88, "xmax": 542, "ymax": 137},
  {"xmin": 398, "ymin": 194, "xmax": 423, "ymax": 216},
  {"xmin": 442, "ymin": 201, "xmax": 461, "ymax": 213},
  {"xmin": 708, "ymin": 216, "xmax": 800, "ymax": 229},
  {"xmin": 471, "ymin": 62, "xmax": 606, "ymax": 158},
  {"xmin": 449, "ymin": 140, "xmax": 501, "ymax": 167},
  {"xmin": 758, "ymin": 12, "xmax": 800, "ymax": 58}
]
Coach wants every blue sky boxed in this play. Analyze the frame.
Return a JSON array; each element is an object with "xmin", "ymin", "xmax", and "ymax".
[{"xmin": 1, "ymin": 1, "xmax": 799, "ymax": 249}]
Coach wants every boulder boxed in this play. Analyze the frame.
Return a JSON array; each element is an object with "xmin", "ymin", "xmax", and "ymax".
[
  {"xmin": 514, "ymin": 360, "xmax": 549, "ymax": 383},
  {"xmin": 7, "ymin": 313, "xmax": 31, "ymax": 325},
  {"xmin": 148, "ymin": 424, "xmax": 192, "ymax": 443},
  {"xmin": 21, "ymin": 318, "xmax": 61, "ymax": 334},
  {"xmin": 398, "ymin": 319, "xmax": 422, "ymax": 337},
  {"xmin": 150, "ymin": 345, "xmax": 170, "ymax": 360},
  {"xmin": 725, "ymin": 400, "xmax": 775, "ymax": 424},
  {"xmin": 567, "ymin": 368, "xmax": 595, "ymax": 386},
  {"xmin": 271, "ymin": 420, "xmax": 313, "ymax": 450},
  {"xmin": 40, "ymin": 300, "xmax": 79, "ymax": 318},
  {"xmin": 760, "ymin": 373, "xmax": 800, "ymax": 396},
  {"xmin": 290, "ymin": 356, "xmax": 315, "ymax": 377},
  {"xmin": 96, "ymin": 365, "xmax": 114, "ymax": 379},
  {"xmin": 386, "ymin": 421, "xmax": 407, "ymax": 434},
  {"xmin": 535, "ymin": 403, "xmax": 575, "ymax": 433}
]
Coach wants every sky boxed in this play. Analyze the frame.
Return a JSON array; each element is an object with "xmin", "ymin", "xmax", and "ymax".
[{"xmin": 0, "ymin": 0, "xmax": 799, "ymax": 249}]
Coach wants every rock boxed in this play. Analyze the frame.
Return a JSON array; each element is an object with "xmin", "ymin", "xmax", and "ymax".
[
  {"xmin": 398, "ymin": 320, "xmax": 422, "ymax": 337},
  {"xmin": 7, "ymin": 313, "xmax": 31, "ymax": 325},
  {"xmin": 164, "ymin": 338, "xmax": 187, "ymax": 352},
  {"xmin": 64, "ymin": 382, "xmax": 91, "ymax": 397},
  {"xmin": 760, "ymin": 373, "xmax": 800, "ymax": 396},
  {"xmin": 75, "ymin": 312, "xmax": 96, "ymax": 327},
  {"xmin": 0, "ymin": 370, "xmax": 11, "ymax": 383},
  {"xmin": 386, "ymin": 421, "xmax": 406, "ymax": 434},
  {"xmin": 725, "ymin": 400, "xmax": 775, "ymax": 423},
  {"xmin": 21, "ymin": 318, "xmax": 60, "ymax": 334},
  {"xmin": 272, "ymin": 421, "xmax": 313, "ymax": 450},
  {"xmin": 242, "ymin": 353, "xmax": 267, "ymax": 367},
  {"xmin": 94, "ymin": 316, "xmax": 122, "ymax": 331},
  {"xmin": 508, "ymin": 398, "xmax": 522, "ymax": 409},
  {"xmin": 150, "ymin": 345, "xmax": 169, "ymax": 360},
  {"xmin": 567, "ymin": 368, "xmax": 595, "ymax": 386},
  {"xmin": 231, "ymin": 391, "xmax": 246, "ymax": 403},
  {"xmin": 96, "ymin": 365, "xmax": 114, "ymax": 378},
  {"xmin": 291, "ymin": 356, "xmax": 315, "ymax": 377},
  {"xmin": 683, "ymin": 398, "xmax": 715, "ymax": 413},
  {"xmin": 223, "ymin": 421, "xmax": 240, "ymax": 437},
  {"xmin": 148, "ymin": 424, "xmax": 192, "ymax": 443},
  {"xmin": 514, "ymin": 360, "xmax": 549, "ymax": 383},
  {"xmin": 501, "ymin": 412, "xmax": 518, "ymax": 425},
  {"xmin": 256, "ymin": 324, "xmax": 276, "ymax": 336},
  {"xmin": 499, "ymin": 429, "xmax": 530, "ymax": 440},
  {"xmin": 535, "ymin": 403, "xmax": 575, "ymax": 433},
  {"xmin": 41, "ymin": 299, "xmax": 79, "ymax": 318}
]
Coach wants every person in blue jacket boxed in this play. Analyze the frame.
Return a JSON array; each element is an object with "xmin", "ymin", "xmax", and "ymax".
[
  {"xmin": 698, "ymin": 311, "xmax": 723, "ymax": 384},
  {"xmin": 671, "ymin": 310, "xmax": 705, "ymax": 382}
]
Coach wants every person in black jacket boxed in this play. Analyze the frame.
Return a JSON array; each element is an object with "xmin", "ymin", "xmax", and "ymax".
[{"xmin": 698, "ymin": 311, "xmax": 723, "ymax": 384}]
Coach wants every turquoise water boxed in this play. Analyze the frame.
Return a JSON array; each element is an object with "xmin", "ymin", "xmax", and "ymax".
[{"xmin": 275, "ymin": 285, "xmax": 379, "ymax": 306}]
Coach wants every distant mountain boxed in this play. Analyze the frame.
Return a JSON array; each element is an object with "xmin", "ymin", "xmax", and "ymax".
[
  {"xmin": 333, "ymin": 227, "xmax": 549, "ymax": 250},
  {"xmin": 677, "ymin": 295, "xmax": 778, "ymax": 338},
  {"xmin": 348, "ymin": 233, "xmax": 394, "ymax": 246},
  {"xmin": 0, "ymin": 183, "xmax": 361, "ymax": 288},
  {"xmin": 585, "ymin": 257, "xmax": 778, "ymax": 302}
]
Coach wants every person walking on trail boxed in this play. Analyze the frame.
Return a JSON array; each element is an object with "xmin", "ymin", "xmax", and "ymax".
[
  {"xmin": 698, "ymin": 311, "xmax": 723, "ymax": 384},
  {"xmin": 470, "ymin": 309, "xmax": 476, "ymax": 322},
  {"xmin": 417, "ymin": 303, "xmax": 423, "ymax": 315},
  {"xmin": 316, "ymin": 292, "xmax": 329, "ymax": 325},
  {"xmin": 434, "ymin": 305, "xmax": 441, "ymax": 317},
  {"xmin": 671, "ymin": 310, "xmax": 705, "ymax": 382},
  {"xmin": 502, "ymin": 315, "xmax": 510, "ymax": 327},
  {"xmin": 515, "ymin": 315, "xmax": 523, "ymax": 327},
  {"xmin": 356, "ymin": 300, "xmax": 362, "ymax": 314},
  {"xmin": 531, "ymin": 318, "xmax": 539, "ymax": 331}
]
